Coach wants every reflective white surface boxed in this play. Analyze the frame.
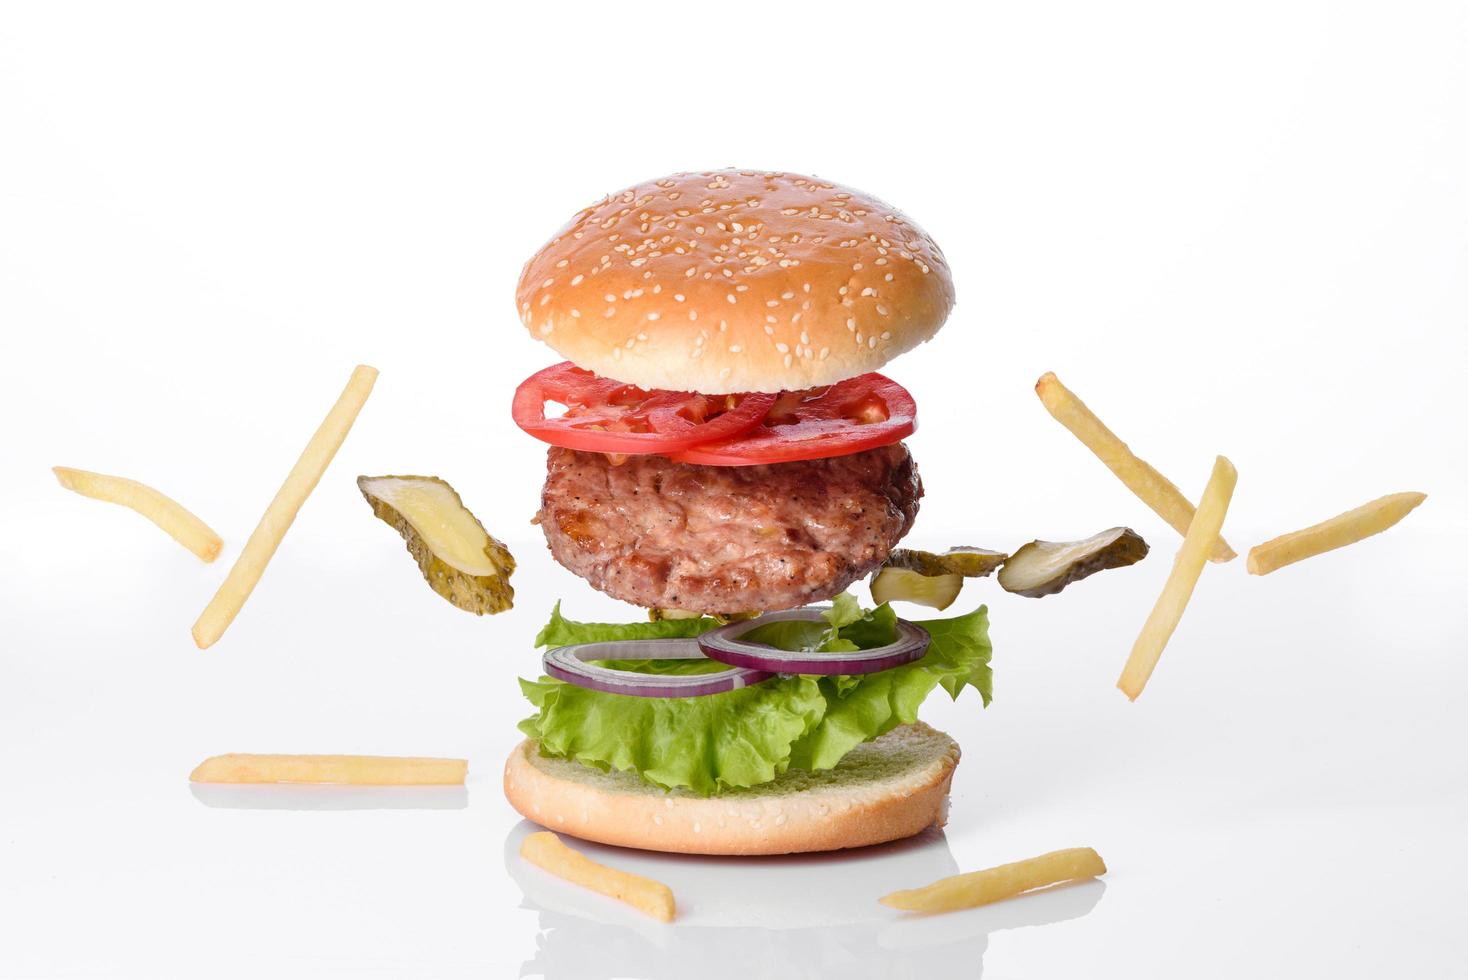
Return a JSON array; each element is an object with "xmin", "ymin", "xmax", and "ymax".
[
  {"xmin": 2, "ymin": 1, "xmax": 1466, "ymax": 976},
  {"xmin": 504, "ymin": 822, "xmax": 1107, "ymax": 978},
  {"xmin": 1, "ymin": 534, "xmax": 1464, "ymax": 977}
]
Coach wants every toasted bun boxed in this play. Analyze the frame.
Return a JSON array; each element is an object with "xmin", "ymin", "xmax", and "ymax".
[
  {"xmin": 503, "ymin": 722, "xmax": 959, "ymax": 856},
  {"xmin": 515, "ymin": 170, "xmax": 955, "ymax": 394}
]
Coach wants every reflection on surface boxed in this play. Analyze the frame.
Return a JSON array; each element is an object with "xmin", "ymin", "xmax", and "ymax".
[
  {"xmin": 189, "ymin": 782, "xmax": 468, "ymax": 811},
  {"xmin": 503, "ymin": 821, "xmax": 1104, "ymax": 980}
]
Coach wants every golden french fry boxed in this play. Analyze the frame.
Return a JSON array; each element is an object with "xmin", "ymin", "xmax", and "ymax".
[
  {"xmin": 189, "ymin": 753, "xmax": 466, "ymax": 785},
  {"xmin": 1118, "ymin": 456, "xmax": 1236, "ymax": 700},
  {"xmin": 520, "ymin": 831, "xmax": 676, "ymax": 922},
  {"xmin": 1035, "ymin": 372, "xmax": 1235, "ymax": 563},
  {"xmin": 1248, "ymin": 492, "xmax": 1426, "ymax": 576},
  {"xmin": 192, "ymin": 364, "xmax": 378, "ymax": 649},
  {"xmin": 880, "ymin": 847, "xmax": 1107, "ymax": 914},
  {"xmin": 52, "ymin": 466, "xmax": 223, "ymax": 562}
]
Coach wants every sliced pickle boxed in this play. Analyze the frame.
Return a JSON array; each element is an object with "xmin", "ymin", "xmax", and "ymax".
[
  {"xmin": 648, "ymin": 608, "xmax": 760, "ymax": 625},
  {"xmin": 358, "ymin": 475, "xmax": 515, "ymax": 615},
  {"xmin": 647, "ymin": 607, "xmax": 704, "ymax": 622},
  {"xmin": 870, "ymin": 566, "xmax": 965, "ymax": 611},
  {"xmin": 997, "ymin": 527, "xmax": 1148, "ymax": 598},
  {"xmin": 885, "ymin": 546, "xmax": 1008, "ymax": 579}
]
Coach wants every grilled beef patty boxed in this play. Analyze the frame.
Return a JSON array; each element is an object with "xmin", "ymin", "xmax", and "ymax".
[{"xmin": 537, "ymin": 444, "xmax": 921, "ymax": 613}]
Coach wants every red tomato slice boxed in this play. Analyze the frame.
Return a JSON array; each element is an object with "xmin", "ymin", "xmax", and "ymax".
[
  {"xmin": 668, "ymin": 373, "xmax": 917, "ymax": 466},
  {"xmin": 512, "ymin": 362, "xmax": 777, "ymax": 455}
]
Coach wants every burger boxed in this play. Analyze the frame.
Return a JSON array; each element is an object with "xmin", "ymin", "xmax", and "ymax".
[{"xmin": 502, "ymin": 170, "xmax": 992, "ymax": 855}]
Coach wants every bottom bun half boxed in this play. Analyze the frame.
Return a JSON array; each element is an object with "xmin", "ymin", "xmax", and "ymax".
[{"xmin": 503, "ymin": 722, "xmax": 960, "ymax": 856}]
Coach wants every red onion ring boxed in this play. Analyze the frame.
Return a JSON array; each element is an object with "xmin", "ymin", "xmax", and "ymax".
[
  {"xmin": 699, "ymin": 608, "xmax": 931, "ymax": 675},
  {"xmin": 542, "ymin": 638, "xmax": 773, "ymax": 698}
]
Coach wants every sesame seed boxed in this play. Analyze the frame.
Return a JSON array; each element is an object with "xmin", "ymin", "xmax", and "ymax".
[
  {"xmin": 569, "ymin": 309, "xmax": 580, "ymax": 318},
  {"xmin": 869, "ymin": 336, "xmax": 878, "ymax": 348},
  {"xmin": 538, "ymin": 323, "xmax": 553, "ymax": 336},
  {"xmin": 647, "ymin": 312, "xmax": 660, "ymax": 321},
  {"xmin": 571, "ymin": 275, "xmax": 584, "ymax": 286},
  {"xmin": 729, "ymin": 344, "xmax": 742, "ymax": 353},
  {"xmin": 541, "ymin": 278, "xmax": 554, "ymax": 288},
  {"xmin": 775, "ymin": 342, "xmax": 789, "ymax": 353},
  {"xmin": 727, "ymin": 294, "xmax": 737, "ymax": 304},
  {"xmin": 783, "ymin": 354, "xmax": 793, "ymax": 368},
  {"xmin": 877, "ymin": 304, "xmax": 890, "ymax": 316}
]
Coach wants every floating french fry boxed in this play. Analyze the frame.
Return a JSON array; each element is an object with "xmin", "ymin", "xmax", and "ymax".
[
  {"xmin": 1248, "ymin": 492, "xmax": 1426, "ymax": 575},
  {"xmin": 520, "ymin": 831, "xmax": 676, "ymax": 922},
  {"xmin": 1036, "ymin": 372, "xmax": 1235, "ymax": 563},
  {"xmin": 881, "ymin": 847, "xmax": 1107, "ymax": 914},
  {"xmin": 53, "ymin": 466, "xmax": 223, "ymax": 562},
  {"xmin": 192, "ymin": 364, "xmax": 378, "ymax": 648},
  {"xmin": 1118, "ymin": 456, "xmax": 1236, "ymax": 700},
  {"xmin": 190, "ymin": 753, "xmax": 466, "ymax": 785}
]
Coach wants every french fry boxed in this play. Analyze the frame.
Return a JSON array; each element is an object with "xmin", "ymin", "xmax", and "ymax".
[
  {"xmin": 1247, "ymin": 492, "xmax": 1426, "ymax": 576},
  {"xmin": 191, "ymin": 364, "xmax": 378, "ymax": 649},
  {"xmin": 189, "ymin": 753, "xmax": 466, "ymax": 785},
  {"xmin": 880, "ymin": 847, "xmax": 1107, "ymax": 914},
  {"xmin": 1035, "ymin": 372, "xmax": 1236, "ymax": 563},
  {"xmin": 52, "ymin": 466, "xmax": 223, "ymax": 562},
  {"xmin": 1118, "ymin": 455, "xmax": 1236, "ymax": 700},
  {"xmin": 520, "ymin": 831, "xmax": 676, "ymax": 922}
]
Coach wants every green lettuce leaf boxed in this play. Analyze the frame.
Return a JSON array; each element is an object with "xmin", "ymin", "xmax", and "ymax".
[
  {"xmin": 737, "ymin": 596, "xmax": 900, "ymax": 653},
  {"xmin": 518, "ymin": 598, "xmax": 992, "ymax": 795},
  {"xmin": 533, "ymin": 601, "xmax": 723, "ymax": 647},
  {"xmin": 786, "ymin": 605, "xmax": 992, "ymax": 770}
]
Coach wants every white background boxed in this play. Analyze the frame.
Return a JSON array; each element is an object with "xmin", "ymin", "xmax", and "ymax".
[{"xmin": 2, "ymin": 2, "xmax": 1465, "ymax": 977}]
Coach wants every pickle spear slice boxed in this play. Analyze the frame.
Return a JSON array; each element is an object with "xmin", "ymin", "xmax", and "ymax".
[
  {"xmin": 648, "ymin": 608, "xmax": 761, "ymax": 625},
  {"xmin": 997, "ymin": 527, "xmax": 1148, "ymax": 598},
  {"xmin": 870, "ymin": 566, "xmax": 964, "ymax": 610},
  {"xmin": 358, "ymin": 475, "xmax": 515, "ymax": 615},
  {"xmin": 884, "ymin": 546, "xmax": 1008, "ymax": 579}
]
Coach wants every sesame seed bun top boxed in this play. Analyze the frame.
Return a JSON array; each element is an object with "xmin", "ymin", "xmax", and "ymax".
[{"xmin": 515, "ymin": 170, "xmax": 955, "ymax": 394}]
